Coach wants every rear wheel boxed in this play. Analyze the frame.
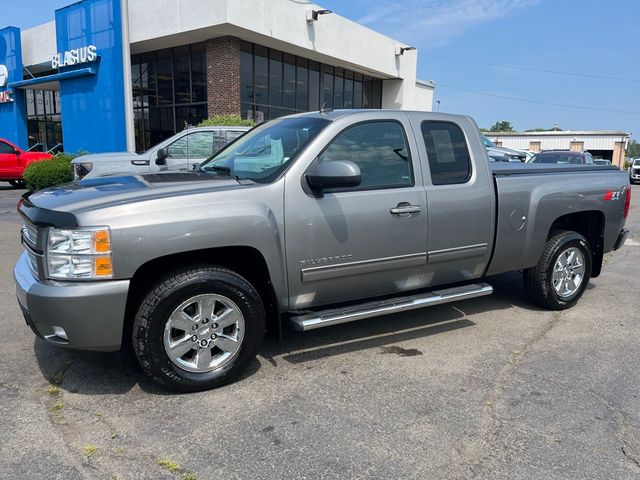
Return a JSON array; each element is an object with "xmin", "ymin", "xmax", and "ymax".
[
  {"xmin": 132, "ymin": 265, "xmax": 265, "ymax": 392},
  {"xmin": 8, "ymin": 180, "xmax": 25, "ymax": 188},
  {"xmin": 523, "ymin": 230, "xmax": 592, "ymax": 310}
]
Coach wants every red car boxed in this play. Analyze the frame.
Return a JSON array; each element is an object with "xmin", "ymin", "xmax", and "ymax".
[{"xmin": 0, "ymin": 138, "xmax": 53, "ymax": 188}]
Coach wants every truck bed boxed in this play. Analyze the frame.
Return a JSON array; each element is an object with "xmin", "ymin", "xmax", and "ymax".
[
  {"xmin": 486, "ymin": 161, "xmax": 629, "ymax": 278},
  {"xmin": 491, "ymin": 162, "xmax": 620, "ymax": 176}
]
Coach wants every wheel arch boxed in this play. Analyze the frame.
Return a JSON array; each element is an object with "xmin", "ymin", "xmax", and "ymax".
[
  {"xmin": 122, "ymin": 246, "xmax": 281, "ymax": 353},
  {"xmin": 548, "ymin": 210, "xmax": 605, "ymax": 277}
]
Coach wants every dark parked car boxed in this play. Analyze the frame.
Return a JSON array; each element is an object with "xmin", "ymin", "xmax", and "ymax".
[{"xmin": 529, "ymin": 150, "xmax": 594, "ymax": 165}]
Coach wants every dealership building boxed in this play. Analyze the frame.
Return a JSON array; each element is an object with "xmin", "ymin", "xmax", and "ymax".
[{"xmin": 0, "ymin": 0, "xmax": 434, "ymax": 154}]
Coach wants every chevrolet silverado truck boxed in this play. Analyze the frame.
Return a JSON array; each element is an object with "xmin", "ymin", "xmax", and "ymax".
[{"xmin": 14, "ymin": 110, "xmax": 631, "ymax": 392}]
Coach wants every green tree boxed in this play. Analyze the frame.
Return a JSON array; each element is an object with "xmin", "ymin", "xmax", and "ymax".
[
  {"xmin": 524, "ymin": 126, "xmax": 563, "ymax": 132},
  {"xmin": 488, "ymin": 121, "xmax": 514, "ymax": 132},
  {"xmin": 627, "ymin": 139, "xmax": 640, "ymax": 158}
]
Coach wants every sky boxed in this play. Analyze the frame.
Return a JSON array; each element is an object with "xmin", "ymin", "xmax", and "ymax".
[{"xmin": 5, "ymin": 0, "xmax": 640, "ymax": 140}]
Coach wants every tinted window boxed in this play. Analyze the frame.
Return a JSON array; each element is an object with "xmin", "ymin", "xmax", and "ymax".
[
  {"xmin": 318, "ymin": 121, "xmax": 413, "ymax": 190},
  {"xmin": 421, "ymin": 122, "xmax": 471, "ymax": 185},
  {"xmin": 214, "ymin": 130, "xmax": 246, "ymax": 153},
  {"xmin": 167, "ymin": 132, "xmax": 214, "ymax": 158},
  {"xmin": 0, "ymin": 141, "xmax": 14, "ymax": 154},
  {"xmin": 530, "ymin": 154, "xmax": 583, "ymax": 164}
]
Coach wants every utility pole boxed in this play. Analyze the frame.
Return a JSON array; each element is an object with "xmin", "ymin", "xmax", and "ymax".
[{"xmin": 436, "ymin": 100, "xmax": 441, "ymax": 112}]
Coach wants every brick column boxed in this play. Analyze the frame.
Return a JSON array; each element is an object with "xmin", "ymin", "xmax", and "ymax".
[{"xmin": 206, "ymin": 36, "xmax": 241, "ymax": 117}]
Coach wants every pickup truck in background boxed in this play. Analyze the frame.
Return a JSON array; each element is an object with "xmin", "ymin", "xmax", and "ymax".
[
  {"xmin": 0, "ymin": 138, "xmax": 53, "ymax": 188},
  {"xmin": 71, "ymin": 126, "xmax": 251, "ymax": 180},
  {"xmin": 630, "ymin": 158, "xmax": 640, "ymax": 184},
  {"xmin": 482, "ymin": 135, "xmax": 526, "ymax": 162},
  {"xmin": 14, "ymin": 110, "xmax": 630, "ymax": 391}
]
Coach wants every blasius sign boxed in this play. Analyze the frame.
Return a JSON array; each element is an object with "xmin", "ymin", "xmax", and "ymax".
[{"xmin": 51, "ymin": 45, "xmax": 98, "ymax": 69}]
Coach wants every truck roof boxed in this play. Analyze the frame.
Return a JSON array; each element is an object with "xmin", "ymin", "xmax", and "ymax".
[{"xmin": 287, "ymin": 109, "xmax": 472, "ymax": 123}]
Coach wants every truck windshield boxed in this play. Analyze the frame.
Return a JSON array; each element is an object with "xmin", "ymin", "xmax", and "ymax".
[
  {"xmin": 530, "ymin": 154, "xmax": 584, "ymax": 164},
  {"xmin": 482, "ymin": 136, "xmax": 496, "ymax": 148},
  {"xmin": 199, "ymin": 117, "xmax": 331, "ymax": 183}
]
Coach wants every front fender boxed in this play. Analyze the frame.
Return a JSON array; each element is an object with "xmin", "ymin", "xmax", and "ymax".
[{"xmin": 76, "ymin": 182, "xmax": 288, "ymax": 309}]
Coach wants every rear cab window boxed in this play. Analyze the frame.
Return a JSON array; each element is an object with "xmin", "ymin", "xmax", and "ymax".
[{"xmin": 421, "ymin": 121, "xmax": 472, "ymax": 185}]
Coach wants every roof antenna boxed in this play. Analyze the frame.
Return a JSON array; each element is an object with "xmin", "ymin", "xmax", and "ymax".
[{"xmin": 320, "ymin": 102, "xmax": 333, "ymax": 114}]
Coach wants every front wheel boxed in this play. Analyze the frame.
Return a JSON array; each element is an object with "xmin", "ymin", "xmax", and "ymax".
[
  {"xmin": 8, "ymin": 180, "xmax": 25, "ymax": 188},
  {"xmin": 523, "ymin": 231, "xmax": 592, "ymax": 310},
  {"xmin": 132, "ymin": 265, "xmax": 265, "ymax": 392}
]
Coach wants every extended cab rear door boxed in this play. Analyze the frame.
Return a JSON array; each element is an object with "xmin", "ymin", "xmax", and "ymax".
[{"xmin": 407, "ymin": 113, "xmax": 495, "ymax": 285}]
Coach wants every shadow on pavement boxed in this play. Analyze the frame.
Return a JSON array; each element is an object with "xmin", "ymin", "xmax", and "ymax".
[{"xmin": 31, "ymin": 271, "xmax": 571, "ymax": 396}]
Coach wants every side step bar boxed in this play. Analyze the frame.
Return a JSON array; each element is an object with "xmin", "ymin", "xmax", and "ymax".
[{"xmin": 290, "ymin": 283, "xmax": 493, "ymax": 332}]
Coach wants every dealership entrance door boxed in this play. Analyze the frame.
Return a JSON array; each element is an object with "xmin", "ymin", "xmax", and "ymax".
[{"xmin": 24, "ymin": 87, "xmax": 63, "ymax": 153}]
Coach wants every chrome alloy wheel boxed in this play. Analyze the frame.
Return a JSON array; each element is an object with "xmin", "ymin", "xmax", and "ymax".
[
  {"xmin": 552, "ymin": 247, "xmax": 586, "ymax": 298},
  {"xmin": 163, "ymin": 294, "xmax": 245, "ymax": 373}
]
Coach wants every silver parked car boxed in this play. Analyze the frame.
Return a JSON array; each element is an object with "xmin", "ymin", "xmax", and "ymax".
[{"xmin": 72, "ymin": 126, "xmax": 251, "ymax": 179}]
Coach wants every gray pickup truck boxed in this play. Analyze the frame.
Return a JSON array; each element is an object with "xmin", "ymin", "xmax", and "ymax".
[{"xmin": 14, "ymin": 110, "xmax": 630, "ymax": 391}]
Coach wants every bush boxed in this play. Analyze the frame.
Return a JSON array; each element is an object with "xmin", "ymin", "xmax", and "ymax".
[
  {"xmin": 23, "ymin": 153, "xmax": 77, "ymax": 191},
  {"xmin": 198, "ymin": 114, "xmax": 256, "ymax": 127}
]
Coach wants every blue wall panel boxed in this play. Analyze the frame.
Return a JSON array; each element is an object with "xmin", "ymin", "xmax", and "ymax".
[
  {"xmin": 0, "ymin": 27, "xmax": 28, "ymax": 149},
  {"xmin": 56, "ymin": 0, "xmax": 126, "ymax": 153}
]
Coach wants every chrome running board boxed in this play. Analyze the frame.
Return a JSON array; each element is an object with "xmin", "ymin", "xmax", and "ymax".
[{"xmin": 289, "ymin": 283, "xmax": 493, "ymax": 332}]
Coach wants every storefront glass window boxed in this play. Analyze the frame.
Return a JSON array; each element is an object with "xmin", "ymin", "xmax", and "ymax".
[
  {"xmin": 26, "ymin": 89, "xmax": 63, "ymax": 152},
  {"xmin": 239, "ymin": 40, "xmax": 383, "ymax": 121},
  {"xmin": 131, "ymin": 42, "xmax": 208, "ymax": 152}
]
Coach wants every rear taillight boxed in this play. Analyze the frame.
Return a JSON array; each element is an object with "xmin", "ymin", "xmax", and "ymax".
[{"xmin": 624, "ymin": 186, "xmax": 631, "ymax": 219}]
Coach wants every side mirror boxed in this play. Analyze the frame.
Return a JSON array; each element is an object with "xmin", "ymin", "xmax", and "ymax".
[
  {"xmin": 306, "ymin": 160, "xmax": 361, "ymax": 192},
  {"xmin": 156, "ymin": 147, "xmax": 168, "ymax": 165}
]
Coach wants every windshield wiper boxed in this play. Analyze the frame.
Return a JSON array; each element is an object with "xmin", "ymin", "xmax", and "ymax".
[{"xmin": 208, "ymin": 165, "xmax": 233, "ymax": 176}]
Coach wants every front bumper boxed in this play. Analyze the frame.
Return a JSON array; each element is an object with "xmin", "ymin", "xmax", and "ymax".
[
  {"xmin": 14, "ymin": 251, "xmax": 130, "ymax": 352},
  {"xmin": 613, "ymin": 228, "xmax": 629, "ymax": 251}
]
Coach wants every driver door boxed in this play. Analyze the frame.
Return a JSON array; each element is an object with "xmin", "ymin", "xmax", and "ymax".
[{"xmin": 284, "ymin": 116, "xmax": 428, "ymax": 310}]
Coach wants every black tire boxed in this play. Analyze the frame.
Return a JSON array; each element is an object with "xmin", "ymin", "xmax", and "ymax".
[
  {"xmin": 523, "ymin": 230, "xmax": 592, "ymax": 310},
  {"xmin": 132, "ymin": 265, "xmax": 265, "ymax": 392},
  {"xmin": 8, "ymin": 180, "xmax": 25, "ymax": 189}
]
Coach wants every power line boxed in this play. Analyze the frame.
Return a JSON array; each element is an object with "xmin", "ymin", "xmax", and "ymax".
[
  {"xmin": 429, "ymin": 54, "xmax": 640, "ymax": 83},
  {"xmin": 437, "ymin": 83, "xmax": 640, "ymax": 115}
]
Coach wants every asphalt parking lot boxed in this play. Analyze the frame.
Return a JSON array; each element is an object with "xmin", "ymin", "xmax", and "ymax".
[{"xmin": 1, "ymin": 181, "xmax": 639, "ymax": 480}]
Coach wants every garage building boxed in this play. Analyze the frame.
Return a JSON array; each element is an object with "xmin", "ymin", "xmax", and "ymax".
[{"xmin": 484, "ymin": 131, "xmax": 630, "ymax": 167}]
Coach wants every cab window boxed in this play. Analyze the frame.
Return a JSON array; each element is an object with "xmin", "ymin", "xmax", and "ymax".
[
  {"xmin": 167, "ymin": 132, "xmax": 214, "ymax": 158},
  {"xmin": 317, "ymin": 121, "xmax": 413, "ymax": 190},
  {"xmin": 422, "ymin": 122, "xmax": 472, "ymax": 185},
  {"xmin": 0, "ymin": 141, "xmax": 15, "ymax": 154}
]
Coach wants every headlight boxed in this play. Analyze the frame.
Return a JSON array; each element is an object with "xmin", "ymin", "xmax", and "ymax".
[
  {"xmin": 74, "ymin": 162, "xmax": 93, "ymax": 180},
  {"xmin": 46, "ymin": 227, "xmax": 113, "ymax": 280}
]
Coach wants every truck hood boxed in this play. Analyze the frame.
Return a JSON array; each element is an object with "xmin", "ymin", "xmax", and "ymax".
[
  {"xmin": 70, "ymin": 152, "xmax": 143, "ymax": 164},
  {"xmin": 22, "ymin": 171, "xmax": 245, "ymax": 217}
]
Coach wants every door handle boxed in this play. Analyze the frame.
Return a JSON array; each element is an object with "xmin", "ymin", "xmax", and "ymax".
[
  {"xmin": 390, "ymin": 203, "xmax": 422, "ymax": 216},
  {"xmin": 131, "ymin": 160, "xmax": 150, "ymax": 166}
]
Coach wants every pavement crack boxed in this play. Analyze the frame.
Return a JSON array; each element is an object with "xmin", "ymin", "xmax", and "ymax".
[{"xmin": 456, "ymin": 311, "xmax": 564, "ymax": 476}]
